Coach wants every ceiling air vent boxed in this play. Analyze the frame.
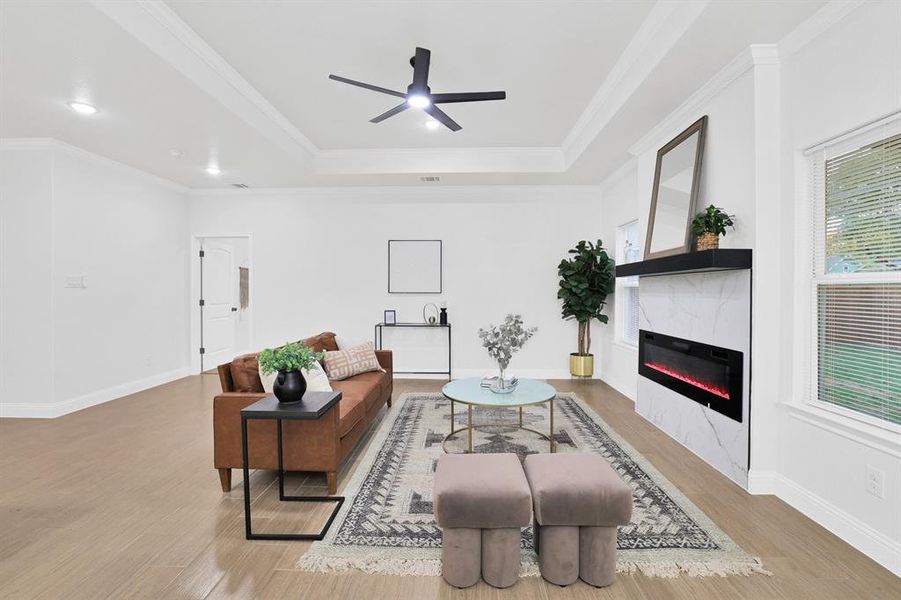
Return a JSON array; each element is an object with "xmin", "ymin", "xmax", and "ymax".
[
  {"xmin": 420, "ymin": 176, "xmax": 441, "ymax": 183},
  {"xmin": 230, "ymin": 183, "xmax": 249, "ymax": 189}
]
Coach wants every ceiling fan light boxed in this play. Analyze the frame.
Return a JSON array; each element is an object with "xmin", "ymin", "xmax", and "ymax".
[
  {"xmin": 67, "ymin": 101, "xmax": 98, "ymax": 115},
  {"xmin": 407, "ymin": 94, "xmax": 430, "ymax": 108}
]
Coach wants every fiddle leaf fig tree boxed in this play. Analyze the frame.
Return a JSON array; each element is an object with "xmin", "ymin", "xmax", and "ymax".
[{"xmin": 557, "ymin": 240, "xmax": 616, "ymax": 357}]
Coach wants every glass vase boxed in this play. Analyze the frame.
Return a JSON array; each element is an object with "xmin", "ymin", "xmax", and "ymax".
[{"xmin": 490, "ymin": 365, "xmax": 514, "ymax": 394}]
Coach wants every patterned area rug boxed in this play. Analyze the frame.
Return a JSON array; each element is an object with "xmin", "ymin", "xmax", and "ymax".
[{"xmin": 299, "ymin": 392, "xmax": 768, "ymax": 578}]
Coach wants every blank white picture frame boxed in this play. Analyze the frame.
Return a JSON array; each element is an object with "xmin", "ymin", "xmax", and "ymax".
[{"xmin": 388, "ymin": 240, "xmax": 442, "ymax": 294}]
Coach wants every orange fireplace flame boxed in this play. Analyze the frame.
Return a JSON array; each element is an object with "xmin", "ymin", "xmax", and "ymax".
[{"xmin": 644, "ymin": 362, "xmax": 730, "ymax": 400}]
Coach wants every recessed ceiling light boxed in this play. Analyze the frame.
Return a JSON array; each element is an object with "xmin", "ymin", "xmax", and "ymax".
[
  {"xmin": 205, "ymin": 165, "xmax": 221, "ymax": 176},
  {"xmin": 169, "ymin": 149, "xmax": 183, "ymax": 158},
  {"xmin": 424, "ymin": 119, "xmax": 440, "ymax": 130},
  {"xmin": 407, "ymin": 95, "xmax": 430, "ymax": 109},
  {"xmin": 67, "ymin": 101, "xmax": 98, "ymax": 115}
]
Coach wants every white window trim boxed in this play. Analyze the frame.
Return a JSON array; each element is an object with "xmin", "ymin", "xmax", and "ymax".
[
  {"xmin": 615, "ymin": 220, "xmax": 640, "ymax": 349},
  {"xmin": 790, "ymin": 113, "xmax": 901, "ymax": 447}
]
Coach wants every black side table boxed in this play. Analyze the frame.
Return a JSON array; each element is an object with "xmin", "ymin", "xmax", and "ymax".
[{"xmin": 240, "ymin": 392, "xmax": 344, "ymax": 541}]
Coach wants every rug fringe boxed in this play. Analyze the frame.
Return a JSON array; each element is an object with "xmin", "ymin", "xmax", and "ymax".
[{"xmin": 299, "ymin": 554, "xmax": 771, "ymax": 579}]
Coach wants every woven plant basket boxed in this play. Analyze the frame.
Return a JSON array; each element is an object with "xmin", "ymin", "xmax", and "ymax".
[{"xmin": 696, "ymin": 232, "xmax": 719, "ymax": 251}]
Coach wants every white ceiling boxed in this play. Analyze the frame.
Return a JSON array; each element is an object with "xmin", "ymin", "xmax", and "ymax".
[{"xmin": 0, "ymin": 1, "xmax": 826, "ymax": 189}]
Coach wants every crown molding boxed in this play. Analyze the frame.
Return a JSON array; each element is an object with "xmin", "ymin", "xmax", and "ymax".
[
  {"xmin": 778, "ymin": 0, "xmax": 866, "ymax": 60},
  {"xmin": 187, "ymin": 183, "xmax": 600, "ymax": 199},
  {"xmin": 0, "ymin": 138, "xmax": 189, "ymax": 193},
  {"xmin": 314, "ymin": 146, "xmax": 564, "ymax": 175},
  {"xmin": 90, "ymin": 0, "xmax": 317, "ymax": 164},
  {"xmin": 628, "ymin": 45, "xmax": 757, "ymax": 157},
  {"xmin": 560, "ymin": 0, "xmax": 710, "ymax": 168}
]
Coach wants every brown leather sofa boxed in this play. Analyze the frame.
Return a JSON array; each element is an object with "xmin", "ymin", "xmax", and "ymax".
[{"xmin": 213, "ymin": 331, "xmax": 392, "ymax": 495}]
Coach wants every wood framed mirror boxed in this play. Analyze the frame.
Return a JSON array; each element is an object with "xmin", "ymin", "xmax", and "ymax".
[{"xmin": 644, "ymin": 116, "xmax": 708, "ymax": 259}]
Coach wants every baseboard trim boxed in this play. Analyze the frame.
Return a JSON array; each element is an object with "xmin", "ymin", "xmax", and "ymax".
[
  {"xmin": 748, "ymin": 470, "xmax": 901, "ymax": 576},
  {"xmin": 0, "ymin": 367, "xmax": 191, "ymax": 419}
]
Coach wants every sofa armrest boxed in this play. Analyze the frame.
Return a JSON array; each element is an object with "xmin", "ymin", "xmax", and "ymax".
[{"xmin": 375, "ymin": 350, "xmax": 393, "ymax": 376}]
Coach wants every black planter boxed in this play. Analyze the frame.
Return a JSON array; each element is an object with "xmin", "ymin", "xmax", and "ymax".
[{"xmin": 272, "ymin": 369, "xmax": 307, "ymax": 403}]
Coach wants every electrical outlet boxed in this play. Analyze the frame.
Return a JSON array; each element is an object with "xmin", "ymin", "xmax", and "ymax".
[{"xmin": 865, "ymin": 466, "xmax": 885, "ymax": 499}]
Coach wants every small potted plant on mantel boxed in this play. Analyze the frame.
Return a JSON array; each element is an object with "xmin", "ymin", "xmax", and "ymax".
[
  {"xmin": 691, "ymin": 204, "xmax": 735, "ymax": 251},
  {"xmin": 258, "ymin": 342, "xmax": 324, "ymax": 403},
  {"xmin": 557, "ymin": 240, "xmax": 615, "ymax": 378}
]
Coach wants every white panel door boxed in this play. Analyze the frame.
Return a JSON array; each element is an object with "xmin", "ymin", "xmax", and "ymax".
[{"xmin": 201, "ymin": 241, "xmax": 237, "ymax": 369}]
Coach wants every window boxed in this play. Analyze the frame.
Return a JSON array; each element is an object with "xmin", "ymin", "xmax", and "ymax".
[
  {"xmin": 809, "ymin": 122, "xmax": 901, "ymax": 427},
  {"xmin": 616, "ymin": 220, "xmax": 640, "ymax": 347}
]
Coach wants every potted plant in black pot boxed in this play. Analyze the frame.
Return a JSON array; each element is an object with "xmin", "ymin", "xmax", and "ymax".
[
  {"xmin": 557, "ymin": 240, "xmax": 615, "ymax": 377},
  {"xmin": 691, "ymin": 204, "xmax": 735, "ymax": 251},
  {"xmin": 258, "ymin": 342, "xmax": 325, "ymax": 403}
]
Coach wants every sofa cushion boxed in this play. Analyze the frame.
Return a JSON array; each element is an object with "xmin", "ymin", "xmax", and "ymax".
[
  {"xmin": 337, "ymin": 396, "xmax": 366, "ymax": 438},
  {"xmin": 331, "ymin": 377, "xmax": 381, "ymax": 415},
  {"xmin": 323, "ymin": 342, "xmax": 382, "ymax": 381},
  {"xmin": 303, "ymin": 331, "xmax": 339, "ymax": 354},
  {"xmin": 231, "ymin": 353, "xmax": 264, "ymax": 393},
  {"xmin": 523, "ymin": 453, "xmax": 633, "ymax": 527},
  {"xmin": 433, "ymin": 454, "xmax": 532, "ymax": 529},
  {"xmin": 344, "ymin": 371, "xmax": 388, "ymax": 411}
]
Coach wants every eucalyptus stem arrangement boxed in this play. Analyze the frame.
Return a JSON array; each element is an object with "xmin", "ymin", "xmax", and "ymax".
[{"xmin": 478, "ymin": 314, "xmax": 537, "ymax": 392}]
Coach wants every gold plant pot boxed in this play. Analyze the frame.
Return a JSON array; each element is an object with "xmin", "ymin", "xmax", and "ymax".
[
  {"xmin": 696, "ymin": 232, "xmax": 719, "ymax": 251},
  {"xmin": 570, "ymin": 353, "xmax": 594, "ymax": 377}
]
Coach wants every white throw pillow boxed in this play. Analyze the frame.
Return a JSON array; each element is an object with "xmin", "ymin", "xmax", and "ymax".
[{"xmin": 259, "ymin": 360, "xmax": 332, "ymax": 393}]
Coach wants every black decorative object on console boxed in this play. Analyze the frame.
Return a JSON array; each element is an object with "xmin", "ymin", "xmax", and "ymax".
[{"xmin": 638, "ymin": 330, "xmax": 743, "ymax": 422}]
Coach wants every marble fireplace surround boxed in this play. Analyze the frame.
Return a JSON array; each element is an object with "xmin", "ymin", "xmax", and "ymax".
[{"xmin": 637, "ymin": 269, "xmax": 751, "ymax": 489}]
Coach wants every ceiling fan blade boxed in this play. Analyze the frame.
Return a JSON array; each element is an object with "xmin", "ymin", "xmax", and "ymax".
[
  {"xmin": 411, "ymin": 47, "xmax": 431, "ymax": 92},
  {"xmin": 431, "ymin": 91, "xmax": 506, "ymax": 104},
  {"xmin": 424, "ymin": 105, "xmax": 461, "ymax": 132},
  {"xmin": 329, "ymin": 74, "xmax": 406, "ymax": 98},
  {"xmin": 370, "ymin": 103, "xmax": 409, "ymax": 123}
]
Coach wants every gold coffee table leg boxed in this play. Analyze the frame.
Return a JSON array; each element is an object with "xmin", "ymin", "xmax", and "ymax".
[
  {"xmin": 450, "ymin": 399, "xmax": 455, "ymax": 435},
  {"xmin": 468, "ymin": 404, "xmax": 473, "ymax": 453},
  {"xmin": 549, "ymin": 397, "xmax": 555, "ymax": 453}
]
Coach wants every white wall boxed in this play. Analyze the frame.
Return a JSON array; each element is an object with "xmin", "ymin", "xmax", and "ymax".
[
  {"xmin": 188, "ymin": 186, "xmax": 604, "ymax": 377},
  {"xmin": 0, "ymin": 141, "xmax": 191, "ymax": 417},
  {"xmin": 0, "ymin": 146, "xmax": 54, "ymax": 406},
  {"xmin": 597, "ymin": 1, "xmax": 901, "ymax": 575},
  {"xmin": 773, "ymin": 0, "xmax": 901, "ymax": 575}
]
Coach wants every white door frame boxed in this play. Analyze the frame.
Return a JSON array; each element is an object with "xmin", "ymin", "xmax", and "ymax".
[{"xmin": 190, "ymin": 233, "xmax": 253, "ymax": 374}]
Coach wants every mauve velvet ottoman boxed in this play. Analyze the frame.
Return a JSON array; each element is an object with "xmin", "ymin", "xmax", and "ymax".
[
  {"xmin": 433, "ymin": 453, "xmax": 532, "ymax": 588},
  {"xmin": 524, "ymin": 453, "xmax": 633, "ymax": 587}
]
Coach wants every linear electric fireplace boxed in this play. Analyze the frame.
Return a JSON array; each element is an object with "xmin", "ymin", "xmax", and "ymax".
[{"xmin": 638, "ymin": 330, "xmax": 743, "ymax": 422}]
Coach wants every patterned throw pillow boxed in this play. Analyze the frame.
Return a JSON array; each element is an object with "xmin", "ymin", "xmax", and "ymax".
[{"xmin": 322, "ymin": 341, "xmax": 382, "ymax": 381}]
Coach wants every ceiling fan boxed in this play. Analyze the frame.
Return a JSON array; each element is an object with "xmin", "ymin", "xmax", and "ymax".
[{"xmin": 328, "ymin": 47, "xmax": 506, "ymax": 132}]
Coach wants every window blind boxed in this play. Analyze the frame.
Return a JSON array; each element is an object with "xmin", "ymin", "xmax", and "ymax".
[{"xmin": 810, "ymin": 122, "xmax": 901, "ymax": 426}]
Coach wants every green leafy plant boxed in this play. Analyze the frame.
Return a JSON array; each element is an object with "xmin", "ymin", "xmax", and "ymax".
[
  {"xmin": 691, "ymin": 204, "xmax": 735, "ymax": 236},
  {"xmin": 557, "ymin": 240, "xmax": 615, "ymax": 356},
  {"xmin": 258, "ymin": 342, "xmax": 324, "ymax": 375}
]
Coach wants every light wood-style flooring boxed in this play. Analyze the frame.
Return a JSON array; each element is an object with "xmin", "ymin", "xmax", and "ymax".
[{"xmin": 0, "ymin": 376, "xmax": 897, "ymax": 599}]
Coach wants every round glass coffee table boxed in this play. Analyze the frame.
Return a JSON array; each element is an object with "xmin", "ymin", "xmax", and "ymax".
[{"xmin": 441, "ymin": 377, "xmax": 558, "ymax": 454}]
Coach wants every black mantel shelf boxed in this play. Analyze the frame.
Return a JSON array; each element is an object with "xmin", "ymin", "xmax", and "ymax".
[{"xmin": 615, "ymin": 249, "xmax": 752, "ymax": 278}]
